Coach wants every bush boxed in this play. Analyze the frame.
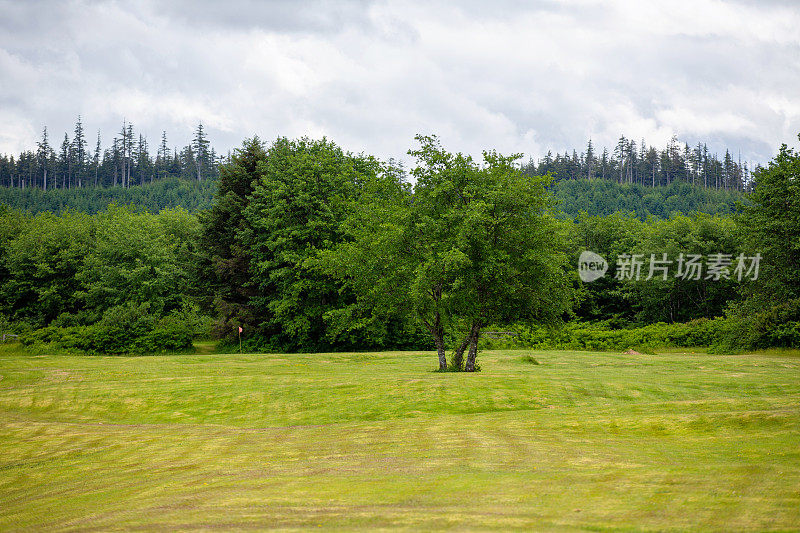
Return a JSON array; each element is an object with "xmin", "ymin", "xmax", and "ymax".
[
  {"xmin": 21, "ymin": 303, "xmax": 208, "ymax": 355},
  {"xmin": 478, "ymin": 318, "xmax": 727, "ymax": 352},
  {"xmin": 133, "ymin": 313, "xmax": 196, "ymax": 353},
  {"xmin": 711, "ymin": 299, "xmax": 800, "ymax": 352},
  {"xmin": 21, "ymin": 325, "xmax": 93, "ymax": 354},
  {"xmin": 89, "ymin": 303, "xmax": 157, "ymax": 353}
]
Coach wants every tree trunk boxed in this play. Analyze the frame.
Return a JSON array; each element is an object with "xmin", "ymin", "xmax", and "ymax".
[
  {"xmin": 424, "ymin": 312, "xmax": 447, "ymax": 371},
  {"xmin": 454, "ymin": 322, "xmax": 481, "ymax": 370},
  {"xmin": 452, "ymin": 331, "xmax": 471, "ymax": 370},
  {"xmin": 433, "ymin": 332, "xmax": 447, "ymax": 371},
  {"xmin": 465, "ymin": 324, "xmax": 481, "ymax": 372}
]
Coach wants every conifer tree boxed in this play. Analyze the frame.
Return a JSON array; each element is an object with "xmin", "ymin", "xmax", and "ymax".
[
  {"xmin": 36, "ymin": 127, "xmax": 51, "ymax": 191},
  {"xmin": 73, "ymin": 116, "xmax": 87, "ymax": 188}
]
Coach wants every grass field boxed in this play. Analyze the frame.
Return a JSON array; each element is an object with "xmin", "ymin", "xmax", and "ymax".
[{"xmin": 1, "ymin": 346, "xmax": 799, "ymax": 531}]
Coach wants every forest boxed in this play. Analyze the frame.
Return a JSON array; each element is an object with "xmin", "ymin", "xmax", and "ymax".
[
  {"xmin": 0, "ymin": 131, "xmax": 798, "ymax": 368},
  {"xmin": 524, "ymin": 135, "xmax": 754, "ymax": 191},
  {"xmin": 0, "ymin": 172, "xmax": 743, "ymax": 219},
  {"xmin": 0, "ymin": 118, "xmax": 752, "ymax": 193},
  {"xmin": 0, "ymin": 119, "xmax": 221, "ymax": 190}
]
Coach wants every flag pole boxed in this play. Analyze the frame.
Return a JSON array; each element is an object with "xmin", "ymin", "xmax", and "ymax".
[{"xmin": 238, "ymin": 327, "xmax": 242, "ymax": 354}]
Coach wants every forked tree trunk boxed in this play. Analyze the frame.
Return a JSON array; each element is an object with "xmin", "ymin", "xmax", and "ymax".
[
  {"xmin": 465, "ymin": 325, "xmax": 481, "ymax": 372},
  {"xmin": 452, "ymin": 332, "xmax": 471, "ymax": 370},
  {"xmin": 453, "ymin": 322, "xmax": 480, "ymax": 371}
]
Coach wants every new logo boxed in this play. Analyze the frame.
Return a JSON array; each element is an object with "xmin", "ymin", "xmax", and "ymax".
[{"xmin": 578, "ymin": 251, "xmax": 608, "ymax": 282}]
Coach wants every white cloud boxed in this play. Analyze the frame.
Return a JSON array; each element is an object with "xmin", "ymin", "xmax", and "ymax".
[
  {"xmin": 0, "ymin": 0, "xmax": 798, "ymax": 165},
  {"xmin": 0, "ymin": 108, "xmax": 37, "ymax": 155}
]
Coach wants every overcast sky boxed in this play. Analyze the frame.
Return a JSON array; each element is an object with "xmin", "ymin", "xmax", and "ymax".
[{"xmin": 1, "ymin": 0, "xmax": 798, "ymax": 166}]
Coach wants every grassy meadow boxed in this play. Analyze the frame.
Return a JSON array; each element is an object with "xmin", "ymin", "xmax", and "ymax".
[{"xmin": 0, "ymin": 345, "xmax": 799, "ymax": 531}]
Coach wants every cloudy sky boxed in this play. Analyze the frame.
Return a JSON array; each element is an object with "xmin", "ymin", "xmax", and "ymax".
[{"xmin": 1, "ymin": 0, "xmax": 798, "ymax": 166}]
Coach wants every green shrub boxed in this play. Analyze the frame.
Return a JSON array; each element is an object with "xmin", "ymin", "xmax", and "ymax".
[
  {"xmin": 711, "ymin": 299, "xmax": 800, "ymax": 352},
  {"xmin": 133, "ymin": 313, "xmax": 196, "ymax": 353},
  {"xmin": 21, "ymin": 324, "xmax": 92, "ymax": 354},
  {"xmin": 20, "ymin": 303, "xmax": 208, "ymax": 355},
  {"xmin": 479, "ymin": 318, "xmax": 727, "ymax": 352},
  {"xmin": 0, "ymin": 314, "xmax": 11, "ymax": 336},
  {"xmin": 87, "ymin": 303, "xmax": 157, "ymax": 353}
]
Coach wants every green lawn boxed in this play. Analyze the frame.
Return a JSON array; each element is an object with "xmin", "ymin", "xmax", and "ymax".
[{"xmin": 0, "ymin": 347, "xmax": 798, "ymax": 531}]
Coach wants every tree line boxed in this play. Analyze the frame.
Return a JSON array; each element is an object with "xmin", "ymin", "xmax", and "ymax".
[
  {"xmin": 0, "ymin": 178, "xmax": 217, "ymax": 215},
  {"xmin": 0, "ymin": 169, "xmax": 744, "ymax": 219},
  {"xmin": 0, "ymin": 118, "xmax": 222, "ymax": 190},
  {"xmin": 1, "ymin": 125, "xmax": 757, "ymax": 194},
  {"xmin": 1, "ymin": 134, "xmax": 798, "ymax": 364},
  {"xmin": 551, "ymin": 179, "xmax": 743, "ymax": 219},
  {"xmin": 525, "ymin": 135, "xmax": 755, "ymax": 191},
  {"xmin": 197, "ymin": 134, "xmax": 800, "ymax": 359}
]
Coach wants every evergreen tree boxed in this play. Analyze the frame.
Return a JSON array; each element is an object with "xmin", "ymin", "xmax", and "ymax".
[
  {"xmin": 59, "ymin": 134, "xmax": 71, "ymax": 189},
  {"xmin": 73, "ymin": 116, "xmax": 87, "ymax": 188},
  {"xmin": 36, "ymin": 127, "xmax": 52, "ymax": 191},
  {"xmin": 614, "ymin": 136, "xmax": 627, "ymax": 183},
  {"xmin": 198, "ymin": 138, "xmax": 266, "ymax": 339},
  {"xmin": 157, "ymin": 131, "xmax": 171, "ymax": 180},
  {"xmin": 93, "ymin": 131, "xmax": 101, "ymax": 187},
  {"xmin": 192, "ymin": 123, "xmax": 210, "ymax": 182},
  {"xmin": 585, "ymin": 139, "xmax": 595, "ymax": 180}
]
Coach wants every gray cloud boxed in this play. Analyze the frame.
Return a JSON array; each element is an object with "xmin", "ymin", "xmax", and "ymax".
[
  {"xmin": 156, "ymin": 0, "xmax": 376, "ymax": 34},
  {"xmin": 0, "ymin": 0, "xmax": 798, "ymax": 168}
]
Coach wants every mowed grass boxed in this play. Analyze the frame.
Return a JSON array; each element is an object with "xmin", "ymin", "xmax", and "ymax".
[{"xmin": 0, "ymin": 347, "xmax": 799, "ymax": 531}]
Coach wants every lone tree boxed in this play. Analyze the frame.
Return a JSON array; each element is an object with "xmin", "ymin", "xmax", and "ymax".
[
  {"xmin": 323, "ymin": 135, "xmax": 571, "ymax": 371},
  {"xmin": 442, "ymin": 149, "xmax": 572, "ymax": 371}
]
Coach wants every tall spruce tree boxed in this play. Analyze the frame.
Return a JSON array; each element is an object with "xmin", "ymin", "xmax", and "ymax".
[
  {"xmin": 72, "ymin": 116, "xmax": 87, "ymax": 188},
  {"xmin": 36, "ymin": 127, "xmax": 51, "ymax": 191}
]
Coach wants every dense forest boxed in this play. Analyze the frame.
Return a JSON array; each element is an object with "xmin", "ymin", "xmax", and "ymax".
[
  {"xmin": 0, "ymin": 171, "xmax": 744, "ymax": 220},
  {"xmin": 0, "ymin": 130, "xmax": 797, "ymax": 366},
  {"xmin": 550, "ymin": 179, "xmax": 743, "ymax": 219},
  {"xmin": 0, "ymin": 118, "xmax": 222, "ymax": 190},
  {"xmin": 0, "ymin": 120, "xmax": 754, "ymax": 195},
  {"xmin": 0, "ymin": 178, "xmax": 217, "ymax": 214},
  {"xmin": 524, "ymin": 135, "xmax": 755, "ymax": 191}
]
